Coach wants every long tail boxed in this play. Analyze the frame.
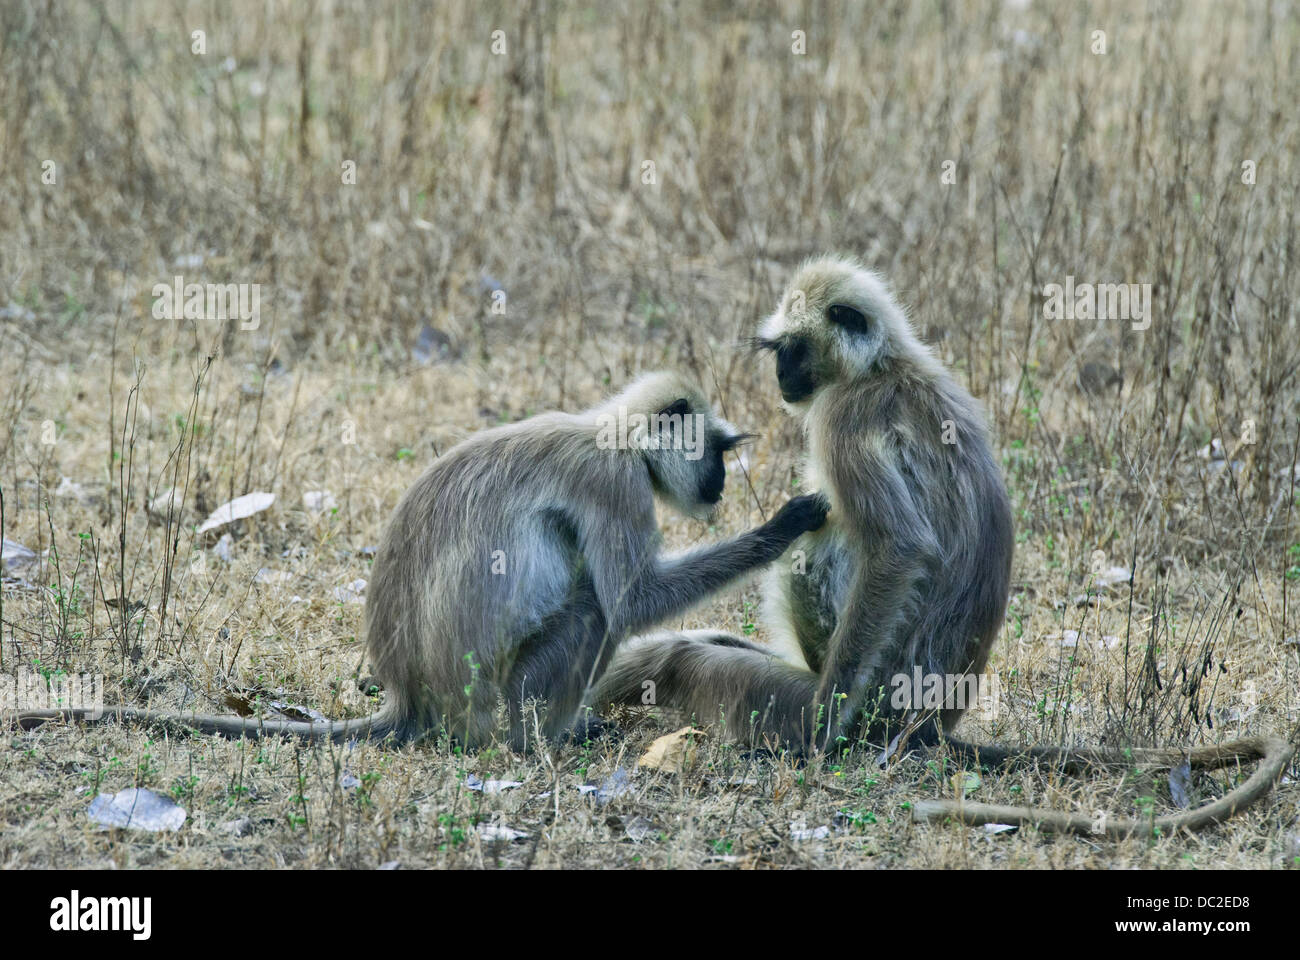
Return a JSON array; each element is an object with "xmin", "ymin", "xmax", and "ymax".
[
  {"xmin": 919, "ymin": 734, "xmax": 1296, "ymax": 837},
  {"xmin": 593, "ymin": 629, "xmax": 821, "ymax": 749},
  {"xmin": 939, "ymin": 736, "xmax": 1279, "ymax": 774},
  {"xmin": 9, "ymin": 705, "xmax": 399, "ymax": 743}
]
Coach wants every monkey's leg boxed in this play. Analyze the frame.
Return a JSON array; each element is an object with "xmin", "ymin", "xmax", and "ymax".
[
  {"xmin": 839, "ymin": 628, "xmax": 992, "ymax": 756},
  {"xmin": 450, "ymin": 676, "xmax": 504, "ymax": 752},
  {"xmin": 504, "ymin": 602, "xmax": 613, "ymax": 750},
  {"xmin": 595, "ymin": 629, "xmax": 821, "ymax": 750},
  {"xmin": 813, "ymin": 540, "xmax": 939, "ymax": 753}
]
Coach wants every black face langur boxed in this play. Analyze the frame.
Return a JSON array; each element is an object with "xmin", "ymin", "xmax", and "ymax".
[
  {"xmin": 593, "ymin": 261, "xmax": 1291, "ymax": 835},
  {"xmin": 597, "ymin": 258, "xmax": 1012, "ymax": 750},
  {"xmin": 13, "ymin": 372, "xmax": 829, "ymax": 752}
]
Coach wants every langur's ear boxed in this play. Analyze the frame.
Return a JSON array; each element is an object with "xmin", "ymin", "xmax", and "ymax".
[{"xmin": 658, "ymin": 398, "xmax": 690, "ymax": 419}]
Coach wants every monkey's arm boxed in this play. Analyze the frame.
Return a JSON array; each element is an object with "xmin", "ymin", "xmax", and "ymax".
[
  {"xmin": 583, "ymin": 494, "xmax": 828, "ymax": 638},
  {"xmin": 813, "ymin": 445, "xmax": 939, "ymax": 752}
]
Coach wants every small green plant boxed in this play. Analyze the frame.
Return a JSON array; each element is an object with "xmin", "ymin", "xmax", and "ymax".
[
  {"xmin": 288, "ymin": 754, "xmax": 310, "ymax": 830},
  {"xmin": 354, "ymin": 770, "xmax": 382, "ymax": 808},
  {"xmin": 839, "ymin": 808, "xmax": 878, "ymax": 829},
  {"xmin": 135, "ymin": 742, "xmax": 159, "ymax": 786},
  {"xmin": 171, "ymin": 775, "xmax": 200, "ymax": 802},
  {"xmin": 438, "ymin": 812, "xmax": 468, "ymax": 848},
  {"xmin": 226, "ymin": 784, "xmax": 251, "ymax": 808}
]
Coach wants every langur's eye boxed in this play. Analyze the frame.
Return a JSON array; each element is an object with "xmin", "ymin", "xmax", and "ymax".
[{"xmin": 827, "ymin": 304, "xmax": 869, "ymax": 334}]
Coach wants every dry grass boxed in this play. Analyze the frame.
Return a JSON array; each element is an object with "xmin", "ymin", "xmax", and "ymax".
[{"xmin": 1, "ymin": 0, "xmax": 1298, "ymax": 869}]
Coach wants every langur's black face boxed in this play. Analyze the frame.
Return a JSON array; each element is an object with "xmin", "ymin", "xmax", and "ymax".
[
  {"xmin": 772, "ymin": 335, "xmax": 818, "ymax": 403},
  {"xmin": 699, "ymin": 448, "xmax": 726, "ymax": 504},
  {"xmin": 757, "ymin": 302, "xmax": 871, "ymax": 403},
  {"xmin": 697, "ymin": 431, "xmax": 751, "ymax": 506},
  {"xmin": 755, "ymin": 334, "xmax": 818, "ymax": 402},
  {"xmin": 644, "ymin": 393, "xmax": 752, "ymax": 517}
]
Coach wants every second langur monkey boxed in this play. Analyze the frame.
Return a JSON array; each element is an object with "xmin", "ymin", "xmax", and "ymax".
[
  {"xmin": 598, "ymin": 259, "xmax": 1012, "ymax": 750},
  {"xmin": 595, "ymin": 260, "xmax": 1293, "ymax": 836},
  {"xmin": 14, "ymin": 372, "xmax": 829, "ymax": 752}
]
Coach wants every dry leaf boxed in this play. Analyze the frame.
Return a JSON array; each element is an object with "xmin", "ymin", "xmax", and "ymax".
[
  {"xmin": 196, "ymin": 492, "xmax": 275, "ymax": 535},
  {"xmin": 636, "ymin": 726, "xmax": 706, "ymax": 774}
]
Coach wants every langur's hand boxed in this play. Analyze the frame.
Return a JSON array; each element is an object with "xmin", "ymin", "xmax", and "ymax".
[{"xmin": 766, "ymin": 492, "xmax": 831, "ymax": 539}]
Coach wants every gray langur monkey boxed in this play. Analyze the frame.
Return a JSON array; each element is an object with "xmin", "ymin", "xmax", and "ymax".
[
  {"xmin": 595, "ymin": 259, "xmax": 1293, "ymax": 835},
  {"xmin": 598, "ymin": 257, "xmax": 1011, "ymax": 750},
  {"xmin": 12, "ymin": 372, "xmax": 829, "ymax": 752}
]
